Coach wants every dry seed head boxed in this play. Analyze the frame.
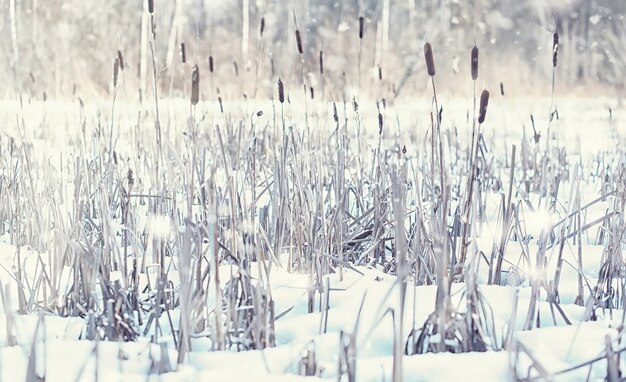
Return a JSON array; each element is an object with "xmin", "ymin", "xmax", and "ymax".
[
  {"xmin": 478, "ymin": 90, "xmax": 490, "ymax": 124},
  {"xmin": 180, "ymin": 43, "xmax": 186, "ymax": 63},
  {"xmin": 378, "ymin": 112, "xmax": 383, "ymax": 135},
  {"xmin": 500, "ymin": 82, "xmax": 505, "ymax": 96},
  {"xmin": 358, "ymin": 16, "xmax": 364, "ymax": 39},
  {"xmin": 191, "ymin": 65, "xmax": 200, "ymax": 105},
  {"xmin": 148, "ymin": 0, "xmax": 154, "ymax": 14},
  {"xmin": 295, "ymin": 29, "xmax": 303, "ymax": 54},
  {"xmin": 424, "ymin": 42, "xmax": 435, "ymax": 76},
  {"xmin": 378, "ymin": 66, "xmax": 383, "ymax": 80},
  {"xmin": 471, "ymin": 45, "xmax": 478, "ymax": 81},
  {"xmin": 319, "ymin": 50, "xmax": 324, "ymax": 74},
  {"xmin": 209, "ymin": 56, "xmax": 214, "ymax": 72},
  {"xmin": 552, "ymin": 32, "xmax": 559, "ymax": 68},
  {"xmin": 310, "ymin": 86, "xmax": 315, "ymax": 100},
  {"xmin": 260, "ymin": 17, "xmax": 265, "ymax": 37},
  {"xmin": 127, "ymin": 169, "xmax": 134, "ymax": 187},
  {"xmin": 277, "ymin": 78, "xmax": 285, "ymax": 103},
  {"xmin": 117, "ymin": 50, "xmax": 125, "ymax": 71},
  {"xmin": 113, "ymin": 57, "xmax": 120, "ymax": 88},
  {"xmin": 332, "ymin": 102, "xmax": 338, "ymax": 123}
]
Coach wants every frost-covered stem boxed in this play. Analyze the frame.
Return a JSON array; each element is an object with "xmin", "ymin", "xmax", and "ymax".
[
  {"xmin": 391, "ymin": 163, "xmax": 408, "ymax": 382},
  {"xmin": 242, "ymin": 0, "xmax": 250, "ymax": 62},
  {"xmin": 460, "ymin": 79, "xmax": 478, "ymax": 265},
  {"xmin": 9, "ymin": 0, "xmax": 19, "ymax": 76},
  {"xmin": 139, "ymin": 2, "xmax": 149, "ymax": 99}
]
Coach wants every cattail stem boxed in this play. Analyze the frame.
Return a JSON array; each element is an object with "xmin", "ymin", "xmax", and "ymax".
[{"xmin": 358, "ymin": 16, "xmax": 364, "ymax": 89}]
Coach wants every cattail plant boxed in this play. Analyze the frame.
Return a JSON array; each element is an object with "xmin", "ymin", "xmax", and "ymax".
[
  {"xmin": 478, "ymin": 90, "xmax": 490, "ymax": 124},
  {"xmin": 358, "ymin": 16, "xmax": 364, "ymax": 39},
  {"xmin": 191, "ymin": 65, "xmax": 199, "ymax": 105},
  {"xmin": 552, "ymin": 32, "xmax": 559, "ymax": 68},
  {"xmin": 117, "ymin": 50, "xmax": 125, "ymax": 71},
  {"xmin": 319, "ymin": 50, "xmax": 324, "ymax": 74},
  {"xmin": 112, "ymin": 57, "xmax": 120, "ymax": 88},
  {"xmin": 148, "ymin": 0, "xmax": 154, "ymax": 14},
  {"xmin": 278, "ymin": 78, "xmax": 285, "ymax": 104},
  {"xmin": 295, "ymin": 30, "xmax": 303, "ymax": 55},
  {"xmin": 180, "ymin": 43, "xmax": 186, "ymax": 64},
  {"xmin": 471, "ymin": 45, "xmax": 479, "ymax": 81},
  {"xmin": 208, "ymin": 56, "xmax": 214, "ymax": 73},
  {"xmin": 260, "ymin": 17, "xmax": 265, "ymax": 37},
  {"xmin": 424, "ymin": 42, "xmax": 435, "ymax": 76},
  {"xmin": 358, "ymin": 16, "xmax": 365, "ymax": 88},
  {"xmin": 460, "ymin": 45, "xmax": 482, "ymax": 266}
]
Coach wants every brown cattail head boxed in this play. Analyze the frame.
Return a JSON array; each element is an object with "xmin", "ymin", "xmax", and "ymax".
[
  {"xmin": 191, "ymin": 65, "xmax": 200, "ymax": 105},
  {"xmin": 332, "ymin": 102, "xmax": 338, "ymax": 123},
  {"xmin": 319, "ymin": 50, "xmax": 324, "ymax": 74},
  {"xmin": 310, "ymin": 86, "xmax": 314, "ymax": 100},
  {"xmin": 113, "ymin": 57, "xmax": 120, "ymax": 88},
  {"xmin": 478, "ymin": 90, "xmax": 490, "ymax": 124},
  {"xmin": 260, "ymin": 17, "xmax": 265, "ymax": 37},
  {"xmin": 117, "ymin": 50, "xmax": 125, "ymax": 71},
  {"xmin": 378, "ymin": 112, "xmax": 384, "ymax": 135},
  {"xmin": 127, "ymin": 168, "xmax": 135, "ymax": 188},
  {"xmin": 500, "ymin": 82, "xmax": 505, "ymax": 96},
  {"xmin": 471, "ymin": 45, "xmax": 479, "ymax": 81},
  {"xmin": 295, "ymin": 29, "xmax": 303, "ymax": 54},
  {"xmin": 378, "ymin": 66, "xmax": 383, "ymax": 80},
  {"xmin": 180, "ymin": 43, "xmax": 186, "ymax": 63},
  {"xmin": 148, "ymin": 0, "xmax": 154, "ymax": 14},
  {"xmin": 358, "ymin": 16, "xmax": 364, "ymax": 39},
  {"xmin": 208, "ymin": 56, "xmax": 214, "ymax": 72},
  {"xmin": 424, "ymin": 42, "xmax": 435, "ymax": 76},
  {"xmin": 552, "ymin": 32, "xmax": 559, "ymax": 67},
  {"xmin": 277, "ymin": 78, "xmax": 285, "ymax": 103}
]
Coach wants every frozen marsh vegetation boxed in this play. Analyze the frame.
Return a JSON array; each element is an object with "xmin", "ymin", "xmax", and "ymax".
[{"xmin": 0, "ymin": 0, "xmax": 626, "ymax": 381}]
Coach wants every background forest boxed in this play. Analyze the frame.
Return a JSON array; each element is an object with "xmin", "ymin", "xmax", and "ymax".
[{"xmin": 0, "ymin": 0, "xmax": 624, "ymax": 100}]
